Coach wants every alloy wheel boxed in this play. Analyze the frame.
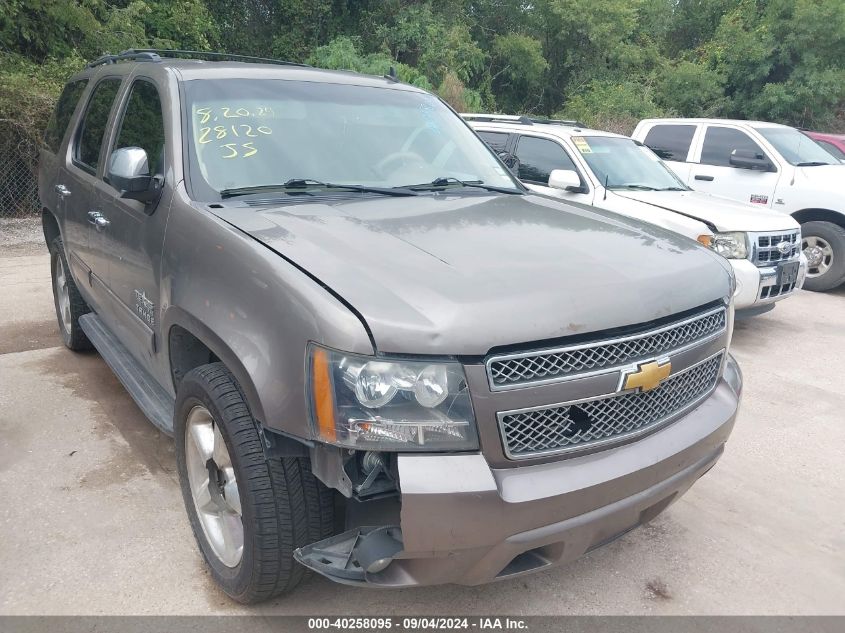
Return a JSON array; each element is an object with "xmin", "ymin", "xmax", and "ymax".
[
  {"xmin": 53, "ymin": 254, "xmax": 72, "ymax": 334},
  {"xmin": 184, "ymin": 405, "xmax": 243, "ymax": 567}
]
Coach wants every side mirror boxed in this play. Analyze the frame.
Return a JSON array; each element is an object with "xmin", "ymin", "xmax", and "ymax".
[
  {"xmin": 548, "ymin": 169, "xmax": 585, "ymax": 193},
  {"xmin": 107, "ymin": 147, "xmax": 163, "ymax": 204},
  {"xmin": 729, "ymin": 148, "xmax": 773, "ymax": 171}
]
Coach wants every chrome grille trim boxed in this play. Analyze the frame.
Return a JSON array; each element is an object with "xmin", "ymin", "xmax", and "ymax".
[
  {"xmin": 751, "ymin": 229, "xmax": 801, "ymax": 266},
  {"xmin": 497, "ymin": 352, "xmax": 724, "ymax": 460},
  {"xmin": 485, "ymin": 306, "xmax": 726, "ymax": 391}
]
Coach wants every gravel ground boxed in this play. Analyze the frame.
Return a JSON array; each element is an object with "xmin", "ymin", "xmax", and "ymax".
[{"xmin": 0, "ymin": 217, "xmax": 43, "ymax": 256}]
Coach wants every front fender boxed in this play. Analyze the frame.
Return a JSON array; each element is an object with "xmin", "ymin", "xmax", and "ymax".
[
  {"xmin": 160, "ymin": 187, "xmax": 373, "ymax": 438},
  {"xmin": 160, "ymin": 305, "xmax": 269, "ymax": 424}
]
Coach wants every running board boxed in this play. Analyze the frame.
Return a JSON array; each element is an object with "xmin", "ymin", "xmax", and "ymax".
[{"xmin": 79, "ymin": 313, "xmax": 175, "ymax": 435}]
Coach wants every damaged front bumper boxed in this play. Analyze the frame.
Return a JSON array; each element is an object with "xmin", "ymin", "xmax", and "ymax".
[{"xmin": 296, "ymin": 356, "xmax": 742, "ymax": 588}]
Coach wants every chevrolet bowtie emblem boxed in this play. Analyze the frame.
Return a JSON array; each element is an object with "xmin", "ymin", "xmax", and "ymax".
[{"xmin": 622, "ymin": 360, "xmax": 672, "ymax": 392}]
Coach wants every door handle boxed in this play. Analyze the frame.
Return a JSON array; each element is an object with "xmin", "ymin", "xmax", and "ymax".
[
  {"xmin": 87, "ymin": 210, "xmax": 110, "ymax": 230},
  {"xmin": 694, "ymin": 174, "xmax": 715, "ymax": 181},
  {"xmin": 55, "ymin": 184, "xmax": 71, "ymax": 197}
]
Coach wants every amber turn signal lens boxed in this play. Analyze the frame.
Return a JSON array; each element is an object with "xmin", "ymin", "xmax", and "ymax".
[
  {"xmin": 311, "ymin": 347, "xmax": 336, "ymax": 441},
  {"xmin": 697, "ymin": 234, "xmax": 713, "ymax": 248}
]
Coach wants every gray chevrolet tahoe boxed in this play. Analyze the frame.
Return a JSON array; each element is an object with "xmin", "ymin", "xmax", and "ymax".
[{"xmin": 38, "ymin": 49, "xmax": 742, "ymax": 603}]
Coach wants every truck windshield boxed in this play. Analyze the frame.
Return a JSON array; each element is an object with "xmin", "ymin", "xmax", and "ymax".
[
  {"xmin": 754, "ymin": 126, "xmax": 837, "ymax": 166},
  {"xmin": 183, "ymin": 79, "xmax": 518, "ymax": 199},
  {"xmin": 574, "ymin": 136, "xmax": 688, "ymax": 191}
]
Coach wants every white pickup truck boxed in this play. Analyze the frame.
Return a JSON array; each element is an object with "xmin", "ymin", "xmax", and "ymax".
[
  {"xmin": 633, "ymin": 118, "xmax": 845, "ymax": 292},
  {"xmin": 464, "ymin": 114, "xmax": 806, "ymax": 314}
]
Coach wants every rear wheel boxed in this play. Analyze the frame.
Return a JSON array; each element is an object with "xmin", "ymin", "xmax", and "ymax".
[
  {"xmin": 49, "ymin": 236, "xmax": 92, "ymax": 350},
  {"xmin": 801, "ymin": 221, "xmax": 845, "ymax": 292},
  {"xmin": 175, "ymin": 363, "xmax": 333, "ymax": 603}
]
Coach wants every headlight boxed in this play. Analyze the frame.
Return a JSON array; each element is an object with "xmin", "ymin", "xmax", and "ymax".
[
  {"xmin": 711, "ymin": 232, "xmax": 748, "ymax": 259},
  {"xmin": 307, "ymin": 344, "xmax": 478, "ymax": 451}
]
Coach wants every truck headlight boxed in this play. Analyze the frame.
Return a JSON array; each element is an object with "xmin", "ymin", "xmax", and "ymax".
[
  {"xmin": 711, "ymin": 232, "xmax": 748, "ymax": 259},
  {"xmin": 307, "ymin": 344, "xmax": 478, "ymax": 451}
]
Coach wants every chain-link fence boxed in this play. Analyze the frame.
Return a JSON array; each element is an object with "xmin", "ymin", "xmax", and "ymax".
[{"xmin": 0, "ymin": 121, "xmax": 40, "ymax": 218}]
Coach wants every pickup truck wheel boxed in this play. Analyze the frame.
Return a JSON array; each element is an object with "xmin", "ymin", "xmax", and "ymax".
[
  {"xmin": 49, "ymin": 236, "xmax": 92, "ymax": 350},
  {"xmin": 175, "ymin": 363, "xmax": 333, "ymax": 603},
  {"xmin": 801, "ymin": 221, "xmax": 845, "ymax": 292}
]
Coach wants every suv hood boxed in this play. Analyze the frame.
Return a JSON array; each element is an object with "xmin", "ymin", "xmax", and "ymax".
[
  {"xmin": 612, "ymin": 190, "xmax": 799, "ymax": 232},
  {"xmin": 212, "ymin": 193, "xmax": 732, "ymax": 355}
]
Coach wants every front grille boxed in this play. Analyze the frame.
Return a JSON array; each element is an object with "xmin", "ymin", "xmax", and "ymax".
[
  {"xmin": 498, "ymin": 353, "xmax": 724, "ymax": 459},
  {"xmin": 754, "ymin": 230, "xmax": 800, "ymax": 265},
  {"xmin": 486, "ymin": 307, "xmax": 725, "ymax": 390}
]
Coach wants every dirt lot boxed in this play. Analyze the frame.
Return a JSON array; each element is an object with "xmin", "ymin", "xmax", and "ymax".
[{"xmin": 0, "ymin": 241, "xmax": 843, "ymax": 616}]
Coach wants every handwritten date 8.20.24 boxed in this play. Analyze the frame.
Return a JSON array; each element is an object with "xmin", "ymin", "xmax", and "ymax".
[{"xmin": 194, "ymin": 106, "xmax": 274, "ymax": 159}]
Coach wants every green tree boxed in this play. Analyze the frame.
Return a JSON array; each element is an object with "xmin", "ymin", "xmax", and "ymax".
[
  {"xmin": 557, "ymin": 79, "xmax": 666, "ymax": 134},
  {"xmin": 655, "ymin": 61, "xmax": 727, "ymax": 117},
  {"xmin": 307, "ymin": 36, "xmax": 433, "ymax": 89},
  {"xmin": 2, "ymin": 0, "xmax": 845, "ymax": 143},
  {"xmin": 490, "ymin": 33, "xmax": 548, "ymax": 113},
  {"xmin": 0, "ymin": 0, "xmax": 102, "ymax": 61}
]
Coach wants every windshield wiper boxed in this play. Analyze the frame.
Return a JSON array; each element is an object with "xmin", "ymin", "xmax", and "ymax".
[
  {"xmin": 609, "ymin": 184, "xmax": 658, "ymax": 191},
  {"xmin": 796, "ymin": 161, "xmax": 830, "ymax": 167},
  {"xmin": 404, "ymin": 177, "xmax": 522, "ymax": 194},
  {"xmin": 220, "ymin": 179, "xmax": 418, "ymax": 199}
]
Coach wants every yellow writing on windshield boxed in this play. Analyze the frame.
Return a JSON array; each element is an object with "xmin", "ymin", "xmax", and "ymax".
[{"xmin": 193, "ymin": 106, "xmax": 274, "ymax": 159}]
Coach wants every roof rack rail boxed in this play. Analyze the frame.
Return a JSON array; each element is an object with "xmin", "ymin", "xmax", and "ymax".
[
  {"xmin": 461, "ymin": 113, "xmax": 531, "ymax": 125},
  {"xmin": 87, "ymin": 50, "xmax": 162, "ymax": 68},
  {"xmin": 527, "ymin": 116, "xmax": 586, "ymax": 128},
  {"xmin": 461, "ymin": 113, "xmax": 586, "ymax": 128},
  {"xmin": 87, "ymin": 49, "xmax": 309, "ymax": 69}
]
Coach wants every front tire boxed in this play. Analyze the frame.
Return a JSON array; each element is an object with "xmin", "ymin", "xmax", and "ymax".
[
  {"xmin": 174, "ymin": 363, "xmax": 333, "ymax": 603},
  {"xmin": 49, "ymin": 236, "xmax": 92, "ymax": 350},
  {"xmin": 801, "ymin": 221, "xmax": 845, "ymax": 292}
]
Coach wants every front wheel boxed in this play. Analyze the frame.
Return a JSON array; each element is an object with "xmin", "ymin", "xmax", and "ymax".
[
  {"xmin": 801, "ymin": 221, "xmax": 845, "ymax": 292},
  {"xmin": 174, "ymin": 363, "xmax": 333, "ymax": 603},
  {"xmin": 49, "ymin": 236, "xmax": 92, "ymax": 350}
]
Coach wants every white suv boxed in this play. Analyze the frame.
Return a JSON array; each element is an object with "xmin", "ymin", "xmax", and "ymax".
[
  {"xmin": 465, "ymin": 114, "xmax": 806, "ymax": 314},
  {"xmin": 633, "ymin": 118, "xmax": 845, "ymax": 292}
]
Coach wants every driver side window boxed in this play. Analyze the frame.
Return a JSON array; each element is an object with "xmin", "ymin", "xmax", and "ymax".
[
  {"xmin": 700, "ymin": 127, "xmax": 768, "ymax": 168},
  {"xmin": 514, "ymin": 136, "xmax": 578, "ymax": 185},
  {"xmin": 112, "ymin": 80, "xmax": 166, "ymax": 177}
]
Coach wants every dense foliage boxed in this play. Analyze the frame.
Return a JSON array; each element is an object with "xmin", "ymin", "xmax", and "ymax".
[{"xmin": 2, "ymin": 0, "xmax": 845, "ymax": 141}]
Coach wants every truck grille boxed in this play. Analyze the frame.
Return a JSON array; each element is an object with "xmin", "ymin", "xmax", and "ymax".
[
  {"xmin": 498, "ymin": 353, "xmax": 724, "ymax": 459},
  {"xmin": 486, "ymin": 306, "xmax": 725, "ymax": 390},
  {"xmin": 754, "ymin": 230, "xmax": 800, "ymax": 266}
]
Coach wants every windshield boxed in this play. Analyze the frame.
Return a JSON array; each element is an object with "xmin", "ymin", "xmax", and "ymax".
[
  {"xmin": 754, "ymin": 126, "xmax": 838, "ymax": 165},
  {"xmin": 183, "ymin": 79, "xmax": 518, "ymax": 199},
  {"xmin": 573, "ymin": 136, "xmax": 688, "ymax": 191}
]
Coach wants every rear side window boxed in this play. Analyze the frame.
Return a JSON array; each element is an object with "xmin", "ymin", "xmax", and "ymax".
[
  {"xmin": 112, "ymin": 80, "xmax": 166, "ymax": 176},
  {"xmin": 515, "ymin": 136, "xmax": 578, "ymax": 185},
  {"xmin": 75, "ymin": 78, "xmax": 122, "ymax": 172},
  {"xmin": 44, "ymin": 80, "xmax": 88, "ymax": 153},
  {"xmin": 477, "ymin": 131, "xmax": 509, "ymax": 153},
  {"xmin": 700, "ymin": 126, "xmax": 767, "ymax": 167},
  {"xmin": 643, "ymin": 124, "xmax": 696, "ymax": 161}
]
